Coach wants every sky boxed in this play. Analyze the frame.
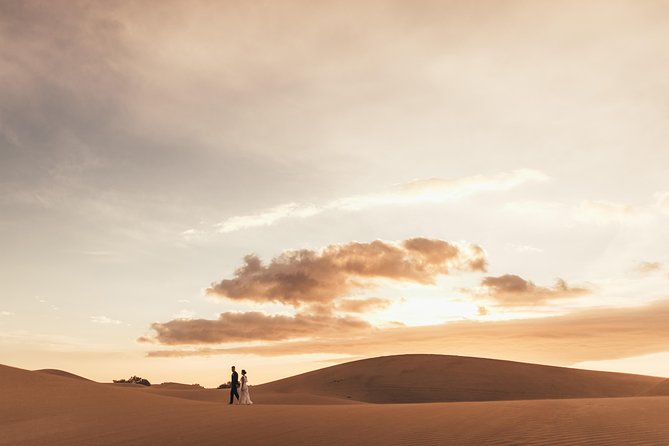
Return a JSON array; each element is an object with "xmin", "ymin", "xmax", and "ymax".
[{"xmin": 1, "ymin": 0, "xmax": 669, "ymax": 387}]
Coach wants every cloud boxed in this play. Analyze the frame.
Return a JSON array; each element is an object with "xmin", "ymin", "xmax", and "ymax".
[
  {"xmin": 470, "ymin": 274, "xmax": 590, "ymax": 306},
  {"xmin": 572, "ymin": 200, "xmax": 651, "ymax": 225},
  {"xmin": 140, "ymin": 311, "xmax": 371, "ymax": 345},
  {"xmin": 336, "ymin": 297, "xmax": 392, "ymax": 313},
  {"xmin": 90, "ymin": 316, "xmax": 122, "ymax": 325},
  {"xmin": 506, "ymin": 191, "xmax": 669, "ymax": 227},
  {"xmin": 331, "ymin": 169, "xmax": 549, "ymax": 210},
  {"xmin": 507, "ymin": 243, "xmax": 543, "ymax": 253},
  {"xmin": 213, "ymin": 169, "xmax": 548, "ymax": 233},
  {"xmin": 172, "ymin": 309, "xmax": 197, "ymax": 320},
  {"xmin": 143, "ymin": 237, "xmax": 484, "ymax": 346},
  {"xmin": 216, "ymin": 203, "xmax": 320, "ymax": 233},
  {"xmin": 205, "ymin": 238, "xmax": 487, "ymax": 309},
  {"xmin": 634, "ymin": 261, "xmax": 663, "ymax": 274},
  {"xmin": 146, "ymin": 298, "xmax": 669, "ymax": 366}
]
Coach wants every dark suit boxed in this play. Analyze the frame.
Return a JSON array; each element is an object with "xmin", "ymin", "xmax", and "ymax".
[{"xmin": 230, "ymin": 370, "xmax": 239, "ymax": 403}]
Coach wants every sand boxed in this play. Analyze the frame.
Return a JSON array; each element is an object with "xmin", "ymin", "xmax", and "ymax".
[
  {"xmin": 255, "ymin": 354, "xmax": 664, "ymax": 403},
  {"xmin": 646, "ymin": 378, "xmax": 669, "ymax": 396},
  {"xmin": 3, "ymin": 355, "xmax": 669, "ymax": 446},
  {"xmin": 33, "ymin": 368, "xmax": 92, "ymax": 381}
]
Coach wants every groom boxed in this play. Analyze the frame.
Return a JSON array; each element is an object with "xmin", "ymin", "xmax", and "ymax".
[{"xmin": 229, "ymin": 366, "xmax": 240, "ymax": 404}]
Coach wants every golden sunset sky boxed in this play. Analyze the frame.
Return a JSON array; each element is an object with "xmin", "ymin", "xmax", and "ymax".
[{"xmin": 1, "ymin": 0, "xmax": 669, "ymax": 386}]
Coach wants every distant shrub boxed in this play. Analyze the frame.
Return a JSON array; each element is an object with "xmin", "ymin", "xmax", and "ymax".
[
  {"xmin": 113, "ymin": 375, "xmax": 151, "ymax": 386},
  {"xmin": 217, "ymin": 381, "xmax": 232, "ymax": 389}
]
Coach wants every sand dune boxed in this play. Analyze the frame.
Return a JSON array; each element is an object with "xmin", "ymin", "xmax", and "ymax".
[
  {"xmin": 153, "ymin": 382, "xmax": 204, "ymax": 389},
  {"xmin": 103, "ymin": 378, "xmax": 360, "ymax": 405},
  {"xmin": 256, "ymin": 354, "xmax": 664, "ymax": 403},
  {"xmin": 143, "ymin": 387, "xmax": 362, "ymax": 405},
  {"xmin": 2, "ymin": 363, "xmax": 669, "ymax": 446},
  {"xmin": 646, "ymin": 378, "xmax": 669, "ymax": 396},
  {"xmin": 34, "ymin": 369, "xmax": 92, "ymax": 381},
  {"xmin": 3, "ymin": 357, "xmax": 669, "ymax": 446}
]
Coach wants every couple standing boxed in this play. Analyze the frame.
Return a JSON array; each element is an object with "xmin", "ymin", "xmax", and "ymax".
[{"xmin": 229, "ymin": 366, "xmax": 253, "ymax": 405}]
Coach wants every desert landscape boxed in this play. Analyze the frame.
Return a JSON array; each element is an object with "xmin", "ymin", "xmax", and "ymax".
[
  {"xmin": 4, "ymin": 2, "xmax": 669, "ymax": 445},
  {"xmin": 3, "ymin": 355, "xmax": 669, "ymax": 446}
]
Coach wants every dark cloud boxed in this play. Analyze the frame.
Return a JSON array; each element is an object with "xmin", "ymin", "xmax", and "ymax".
[
  {"xmin": 147, "ymin": 298, "xmax": 669, "ymax": 366},
  {"xmin": 205, "ymin": 238, "xmax": 486, "ymax": 309},
  {"xmin": 140, "ymin": 311, "xmax": 371, "ymax": 345},
  {"xmin": 473, "ymin": 274, "xmax": 589, "ymax": 306}
]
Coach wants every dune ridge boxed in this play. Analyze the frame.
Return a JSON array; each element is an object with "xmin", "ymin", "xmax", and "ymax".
[
  {"xmin": 256, "ymin": 354, "xmax": 664, "ymax": 403},
  {"xmin": 646, "ymin": 378, "xmax": 669, "ymax": 396},
  {"xmin": 34, "ymin": 369, "xmax": 93, "ymax": 381},
  {"xmin": 154, "ymin": 382, "xmax": 204, "ymax": 389}
]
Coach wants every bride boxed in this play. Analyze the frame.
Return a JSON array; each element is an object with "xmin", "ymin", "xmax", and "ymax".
[{"xmin": 239, "ymin": 369, "xmax": 253, "ymax": 405}]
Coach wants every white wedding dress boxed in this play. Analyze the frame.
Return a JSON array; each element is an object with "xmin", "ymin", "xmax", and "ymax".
[{"xmin": 239, "ymin": 375, "xmax": 253, "ymax": 405}]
